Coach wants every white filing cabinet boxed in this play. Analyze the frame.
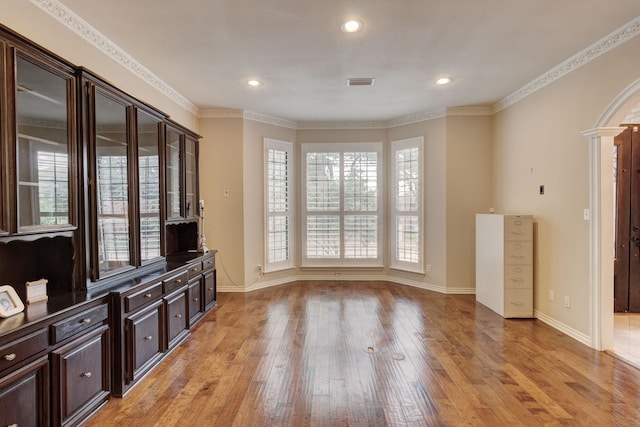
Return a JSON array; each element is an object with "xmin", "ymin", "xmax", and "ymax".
[{"xmin": 476, "ymin": 214, "xmax": 533, "ymax": 318}]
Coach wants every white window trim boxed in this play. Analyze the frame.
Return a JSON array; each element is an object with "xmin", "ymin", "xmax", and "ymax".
[
  {"xmin": 301, "ymin": 142, "xmax": 383, "ymax": 268},
  {"xmin": 390, "ymin": 136, "xmax": 424, "ymax": 273},
  {"xmin": 264, "ymin": 138, "xmax": 295, "ymax": 272}
]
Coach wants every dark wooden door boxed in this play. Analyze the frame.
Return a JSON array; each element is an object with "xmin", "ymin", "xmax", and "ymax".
[{"xmin": 614, "ymin": 125, "xmax": 640, "ymax": 312}]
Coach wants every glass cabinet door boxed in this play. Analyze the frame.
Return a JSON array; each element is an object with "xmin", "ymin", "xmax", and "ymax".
[
  {"xmin": 15, "ymin": 53, "xmax": 73, "ymax": 232},
  {"xmin": 94, "ymin": 90, "xmax": 133, "ymax": 277},
  {"xmin": 184, "ymin": 137, "xmax": 198, "ymax": 218},
  {"xmin": 137, "ymin": 111, "xmax": 162, "ymax": 263},
  {"xmin": 165, "ymin": 128, "xmax": 181, "ymax": 219}
]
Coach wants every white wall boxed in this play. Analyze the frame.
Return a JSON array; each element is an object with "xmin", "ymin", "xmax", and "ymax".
[{"xmin": 492, "ymin": 33, "xmax": 640, "ymax": 339}]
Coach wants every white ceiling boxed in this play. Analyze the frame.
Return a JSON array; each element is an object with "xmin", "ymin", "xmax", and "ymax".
[{"xmin": 59, "ymin": 0, "xmax": 640, "ymax": 123}]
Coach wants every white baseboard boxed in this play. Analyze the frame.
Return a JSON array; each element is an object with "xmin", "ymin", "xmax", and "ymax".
[
  {"xmin": 534, "ymin": 309, "xmax": 592, "ymax": 347},
  {"xmin": 218, "ymin": 274, "xmax": 476, "ymax": 295}
]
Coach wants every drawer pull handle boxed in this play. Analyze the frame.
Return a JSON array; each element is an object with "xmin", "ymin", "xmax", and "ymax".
[
  {"xmin": 144, "ymin": 293, "xmax": 152, "ymax": 298},
  {"xmin": 510, "ymin": 278, "xmax": 524, "ymax": 282},
  {"xmin": 511, "ymin": 255, "xmax": 524, "ymax": 258},
  {"xmin": 193, "ymin": 298, "xmax": 199, "ymax": 302},
  {"xmin": 208, "ymin": 287, "xmax": 214, "ymax": 291},
  {"xmin": 511, "ymin": 231, "xmax": 524, "ymax": 235},
  {"xmin": 511, "ymin": 301, "xmax": 525, "ymax": 305},
  {"xmin": 8, "ymin": 424, "xmax": 18, "ymax": 427},
  {"xmin": 176, "ymin": 279, "xmax": 183, "ymax": 284},
  {"xmin": 191, "ymin": 268, "xmax": 198, "ymax": 272},
  {"xmin": 4, "ymin": 353, "xmax": 16, "ymax": 361},
  {"xmin": 81, "ymin": 318, "xmax": 92, "ymax": 324},
  {"xmin": 144, "ymin": 335, "xmax": 153, "ymax": 341},
  {"xmin": 176, "ymin": 314, "xmax": 182, "ymax": 318},
  {"xmin": 82, "ymin": 372, "xmax": 92, "ymax": 378}
]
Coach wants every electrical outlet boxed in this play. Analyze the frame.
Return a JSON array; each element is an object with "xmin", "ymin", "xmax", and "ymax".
[
  {"xmin": 549, "ymin": 290, "xmax": 554, "ymax": 301},
  {"xmin": 257, "ymin": 265, "xmax": 262, "ymax": 274},
  {"xmin": 563, "ymin": 296, "xmax": 571, "ymax": 309}
]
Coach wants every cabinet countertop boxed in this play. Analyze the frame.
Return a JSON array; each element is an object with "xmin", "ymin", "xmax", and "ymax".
[{"xmin": 0, "ymin": 250, "xmax": 216, "ymax": 339}]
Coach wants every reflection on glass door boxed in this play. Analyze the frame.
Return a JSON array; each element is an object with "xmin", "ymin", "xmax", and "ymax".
[
  {"xmin": 15, "ymin": 54, "xmax": 71, "ymax": 230},
  {"xmin": 94, "ymin": 91, "xmax": 132, "ymax": 276},
  {"xmin": 137, "ymin": 111, "xmax": 161, "ymax": 262}
]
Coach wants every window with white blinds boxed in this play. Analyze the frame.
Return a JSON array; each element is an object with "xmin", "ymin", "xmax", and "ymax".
[
  {"xmin": 264, "ymin": 139, "xmax": 294, "ymax": 272},
  {"xmin": 302, "ymin": 142, "xmax": 382, "ymax": 267},
  {"xmin": 391, "ymin": 137, "xmax": 424, "ymax": 273}
]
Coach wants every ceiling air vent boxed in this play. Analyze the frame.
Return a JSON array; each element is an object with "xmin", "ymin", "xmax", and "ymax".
[{"xmin": 347, "ymin": 78, "xmax": 375, "ymax": 86}]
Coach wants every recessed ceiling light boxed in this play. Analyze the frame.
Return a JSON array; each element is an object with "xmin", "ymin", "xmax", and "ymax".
[
  {"xmin": 247, "ymin": 79, "xmax": 262, "ymax": 87},
  {"xmin": 435, "ymin": 77, "xmax": 452, "ymax": 85},
  {"xmin": 341, "ymin": 20, "xmax": 363, "ymax": 33}
]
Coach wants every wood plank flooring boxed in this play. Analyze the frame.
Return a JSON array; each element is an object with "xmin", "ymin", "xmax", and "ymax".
[{"xmin": 84, "ymin": 281, "xmax": 640, "ymax": 426}]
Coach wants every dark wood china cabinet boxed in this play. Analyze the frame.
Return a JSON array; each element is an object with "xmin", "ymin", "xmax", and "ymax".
[{"xmin": 0, "ymin": 23, "xmax": 216, "ymax": 427}]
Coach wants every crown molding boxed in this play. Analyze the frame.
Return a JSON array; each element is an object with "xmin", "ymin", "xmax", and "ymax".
[
  {"xmin": 242, "ymin": 111, "xmax": 298, "ymax": 129},
  {"xmin": 445, "ymin": 106, "xmax": 494, "ymax": 116},
  {"xmin": 494, "ymin": 16, "xmax": 640, "ymax": 113},
  {"xmin": 30, "ymin": 0, "xmax": 199, "ymax": 116},
  {"xmin": 297, "ymin": 120, "xmax": 388, "ymax": 130},
  {"xmin": 198, "ymin": 108, "xmax": 244, "ymax": 119}
]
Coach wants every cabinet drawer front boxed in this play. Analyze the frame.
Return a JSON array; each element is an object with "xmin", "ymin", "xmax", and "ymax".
[
  {"xmin": 125, "ymin": 282, "xmax": 162, "ymax": 313},
  {"xmin": 0, "ymin": 356, "xmax": 49, "ymax": 427},
  {"xmin": 504, "ymin": 217, "xmax": 532, "ymax": 241},
  {"xmin": 504, "ymin": 265, "xmax": 533, "ymax": 289},
  {"xmin": 204, "ymin": 270, "xmax": 216, "ymax": 308},
  {"xmin": 186, "ymin": 262, "xmax": 203, "ymax": 278},
  {"xmin": 163, "ymin": 271, "xmax": 188, "ymax": 294},
  {"xmin": 504, "ymin": 289, "xmax": 533, "ymax": 318},
  {"xmin": 166, "ymin": 292, "xmax": 188, "ymax": 346},
  {"xmin": 0, "ymin": 329, "xmax": 48, "ymax": 373},
  {"xmin": 53, "ymin": 325, "xmax": 110, "ymax": 424},
  {"xmin": 189, "ymin": 279, "xmax": 203, "ymax": 321},
  {"xmin": 202, "ymin": 256, "xmax": 215, "ymax": 271},
  {"xmin": 126, "ymin": 301, "xmax": 164, "ymax": 381},
  {"xmin": 504, "ymin": 241, "xmax": 532, "ymax": 264},
  {"xmin": 51, "ymin": 304, "xmax": 108, "ymax": 344}
]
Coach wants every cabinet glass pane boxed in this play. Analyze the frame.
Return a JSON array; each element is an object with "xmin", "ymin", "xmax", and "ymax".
[
  {"xmin": 166, "ymin": 129, "xmax": 181, "ymax": 218},
  {"xmin": 138, "ymin": 112, "xmax": 161, "ymax": 262},
  {"xmin": 185, "ymin": 138, "xmax": 197, "ymax": 218},
  {"xmin": 95, "ymin": 92, "xmax": 132, "ymax": 275},
  {"xmin": 16, "ymin": 55, "xmax": 70, "ymax": 230}
]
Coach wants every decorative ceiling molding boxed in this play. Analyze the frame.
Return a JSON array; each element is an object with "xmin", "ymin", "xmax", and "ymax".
[
  {"xmin": 494, "ymin": 16, "xmax": 640, "ymax": 113},
  {"xmin": 386, "ymin": 109, "xmax": 447, "ymax": 128},
  {"xmin": 242, "ymin": 111, "xmax": 298, "ymax": 129},
  {"xmin": 297, "ymin": 120, "xmax": 388, "ymax": 130},
  {"xmin": 30, "ymin": 0, "xmax": 199, "ymax": 116},
  {"xmin": 446, "ymin": 106, "xmax": 493, "ymax": 116},
  {"xmin": 199, "ymin": 108, "xmax": 245, "ymax": 119}
]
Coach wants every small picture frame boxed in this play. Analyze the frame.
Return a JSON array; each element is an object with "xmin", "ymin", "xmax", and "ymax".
[{"xmin": 0, "ymin": 285, "xmax": 25, "ymax": 318}]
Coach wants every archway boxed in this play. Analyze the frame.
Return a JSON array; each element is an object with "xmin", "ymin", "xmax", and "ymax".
[{"xmin": 584, "ymin": 78, "xmax": 640, "ymax": 352}]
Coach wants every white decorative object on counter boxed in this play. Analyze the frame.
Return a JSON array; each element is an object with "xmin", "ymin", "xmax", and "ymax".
[
  {"xmin": 26, "ymin": 278, "xmax": 48, "ymax": 304},
  {"xmin": 0, "ymin": 284, "xmax": 25, "ymax": 317}
]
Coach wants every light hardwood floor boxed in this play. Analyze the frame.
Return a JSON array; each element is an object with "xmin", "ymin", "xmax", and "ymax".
[
  {"xmin": 614, "ymin": 313, "xmax": 640, "ymax": 368},
  {"xmin": 85, "ymin": 281, "xmax": 640, "ymax": 426}
]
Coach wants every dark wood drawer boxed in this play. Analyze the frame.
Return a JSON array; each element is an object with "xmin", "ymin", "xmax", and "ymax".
[
  {"xmin": 165, "ymin": 290, "xmax": 188, "ymax": 348},
  {"xmin": 52, "ymin": 325, "xmax": 110, "ymax": 426},
  {"xmin": 125, "ymin": 282, "xmax": 163, "ymax": 313},
  {"xmin": 0, "ymin": 329, "xmax": 48, "ymax": 373},
  {"xmin": 50, "ymin": 304, "xmax": 109, "ymax": 344},
  {"xmin": 0, "ymin": 356, "xmax": 49, "ymax": 427},
  {"xmin": 163, "ymin": 271, "xmax": 188, "ymax": 294},
  {"xmin": 186, "ymin": 262, "xmax": 202, "ymax": 278},
  {"xmin": 188, "ymin": 277, "xmax": 203, "ymax": 326},
  {"xmin": 204, "ymin": 270, "xmax": 216, "ymax": 309},
  {"xmin": 126, "ymin": 300, "xmax": 164, "ymax": 382},
  {"xmin": 202, "ymin": 256, "xmax": 215, "ymax": 271}
]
